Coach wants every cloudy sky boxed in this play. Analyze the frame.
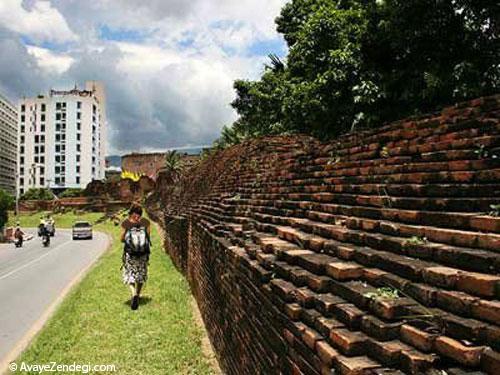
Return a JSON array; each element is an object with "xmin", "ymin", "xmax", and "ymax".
[{"xmin": 0, "ymin": 0, "xmax": 287, "ymax": 154}]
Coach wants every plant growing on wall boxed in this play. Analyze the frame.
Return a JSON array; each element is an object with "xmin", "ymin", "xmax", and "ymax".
[{"xmin": 164, "ymin": 150, "xmax": 184, "ymax": 184}]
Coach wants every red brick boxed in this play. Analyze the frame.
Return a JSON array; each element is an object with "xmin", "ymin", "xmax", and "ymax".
[
  {"xmin": 400, "ymin": 324, "xmax": 436, "ymax": 353},
  {"xmin": 423, "ymin": 266, "xmax": 460, "ymax": 288},
  {"xmin": 456, "ymin": 272, "xmax": 500, "ymax": 298},
  {"xmin": 316, "ymin": 340, "xmax": 339, "ymax": 366},
  {"xmin": 285, "ymin": 303, "xmax": 303, "ymax": 321},
  {"xmin": 329, "ymin": 329, "xmax": 368, "ymax": 356},
  {"xmin": 471, "ymin": 300, "xmax": 500, "ymax": 325},
  {"xmin": 336, "ymin": 355, "xmax": 381, "ymax": 375},
  {"xmin": 302, "ymin": 327, "xmax": 323, "ymax": 350},
  {"xmin": 434, "ymin": 336, "xmax": 485, "ymax": 367},
  {"xmin": 326, "ymin": 262, "xmax": 363, "ymax": 280},
  {"xmin": 481, "ymin": 348, "xmax": 500, "ymax": 374}
]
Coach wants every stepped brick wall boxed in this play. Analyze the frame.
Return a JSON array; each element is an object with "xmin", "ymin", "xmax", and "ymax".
[{"xmin": 148, "ymin": 95, "xmax": 500, "ymax": 375}]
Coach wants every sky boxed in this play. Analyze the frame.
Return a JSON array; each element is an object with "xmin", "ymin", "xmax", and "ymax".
[{"xmin": 0, "ymin": 0, "xmax": 288, "ymax": 154}]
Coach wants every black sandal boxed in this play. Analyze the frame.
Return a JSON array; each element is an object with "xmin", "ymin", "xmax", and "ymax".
[{"xmin": 131, "ymin": 295, "xmax": 139, "ymax": 310}]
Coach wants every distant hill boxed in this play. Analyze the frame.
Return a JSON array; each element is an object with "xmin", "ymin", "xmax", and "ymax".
[{"xmin": 106, "ymin": 155, "xmax": 122, "ymax": 168}]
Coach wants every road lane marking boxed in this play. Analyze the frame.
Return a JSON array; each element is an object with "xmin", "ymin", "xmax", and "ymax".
[{"xmin": 0, "ymin": 237, "xmax": 73, "ymax": 281}]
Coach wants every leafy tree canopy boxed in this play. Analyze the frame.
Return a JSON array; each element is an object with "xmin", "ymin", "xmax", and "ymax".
[
  {"xmin": 20, "ymin": 188, "xmax": 54, "ymax": 201},
  {"xmin": 217, "ymin": 0, "xmax": 499, "ymax": 145}
]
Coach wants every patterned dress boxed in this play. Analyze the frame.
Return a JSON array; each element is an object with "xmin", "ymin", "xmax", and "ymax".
[{"xmin": 121, "ymin": 218, "xmax": 151, "ymax": 284}]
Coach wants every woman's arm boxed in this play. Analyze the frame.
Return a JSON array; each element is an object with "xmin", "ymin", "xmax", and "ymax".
[{"xmin": 120, "ymin": 227, "xmax": 127, "ymax": 242}]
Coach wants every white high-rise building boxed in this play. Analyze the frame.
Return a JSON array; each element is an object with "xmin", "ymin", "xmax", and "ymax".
[
  {"xmin": 0, "ymin": 92, "xmax": 18, "ymax": 196},
  {"xmin": 17, "ymin": 81, "xmax": 107, "ymax": 196}
]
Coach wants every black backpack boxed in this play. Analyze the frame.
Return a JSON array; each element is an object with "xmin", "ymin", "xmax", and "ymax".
[{"xmin": 124, "ymin": 226, "xmax": 151, "ymax": 257}]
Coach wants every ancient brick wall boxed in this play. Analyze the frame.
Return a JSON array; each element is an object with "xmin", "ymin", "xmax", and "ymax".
[
  {"xmin": 149, "ymin": 95, "xmax": 500, "ymax": 374},
  {"xmin": 122, "ymin": 152, "xmax": 200, "ymax": 180}
]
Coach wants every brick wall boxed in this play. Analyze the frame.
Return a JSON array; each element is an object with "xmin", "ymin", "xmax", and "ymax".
[
  {"xmin": 149, "ymin": 95, "xmax": 500, "ymax": 374},
  {"xmin": 122, "ymin": 152, "xmax": 199, "ymax": 180}
]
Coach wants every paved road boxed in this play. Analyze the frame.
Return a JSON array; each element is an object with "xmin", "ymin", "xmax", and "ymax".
[{"xmin": 0, "ymin": 228, "xmax": 109, "ymax": 368}]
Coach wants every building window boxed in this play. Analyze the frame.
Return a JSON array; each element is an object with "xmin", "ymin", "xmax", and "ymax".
[
  {"xmin": 76, "ymin": 177, "xmax": 80, "ymax": 184},
  {"xmin": 20, "ymin": 178, "xmax": 24, "ymax": 186},
  {"xmin": 40, "ymin": 156, "xmax": 45, "ymax": 163},
  {"xmin": 21, "ymin": 104, "xmax": 25, "ymax": 112},
  {"xmin": 76, "ymin": 166, "xmax": 80, "ymax": 173},
  {"xmin": 77, "ymin": 101, "xmax": 82, "ymax": 109},
  {"xmin": 41, "ymin": 114, "xmax": 45, "ymax": 122},
  {"xmin": 40, "ymin": 177, "xmax": 44, "ymax": 186},
  {"xmin": 56, "ymin": 113, "xmax": 61, "ymax": 120},
  {"xmin": 20, "ymin": 136, "xmax": 25, "ymax": 144},
  {"xmin": 77, "ymin": 144, "xmax": 81, "ymax": 152},
  {"xmin": 55, "ymin": 177, "xmax": 60, "ymax": 184},
  {"xmin": 77, "ymin": 112, "xmax": 81, "ymax": 120},
  {"xmin": 55, "ymin": 155, "xmax": 60, "ymax": 163},
  {"xmin": 20, "ymin": 157, "xmax": 24, "ymax": 165},
  {"xmin": 76, "ymin": 155, "xmax": 80, "ymax": 162},
  {"xmin": 77, "ymin": 123, "xmax": 81, "ymax": 131},
  {"xmin": 55, "ymin": 166, "xmax": 60, "ymax": 174},
  {"xmin": 21, "ymin": 115, "xmax": 25, "ymax": 122},
  {"xmin": 56, "ymin": 102, "xmax": 62, "ymax": 110},
  {"xmin": 20, "ymin": 167, "xmax": 24, "ymax": 175},
  {"xmin": 55, "ymin": 145, "xmax": 60, "ymax": 153},
  {"xmin": 21, "ymin": 126, "xmax": 25, "ymax": 133},
  {"xmin": 40, "ymin": 145, "xmax": 45, "ymax": 153},
  {"xmin": 35, "ymin": 156, "xmax": 39, "ymax": 163},
  {"xmin": 77, "ymin": 134, "xmax": 81, "ymax": 141},
  {"xmin": 41, "ymin": 104, "xmax": 46, "ymax": 112},
  {"xmin": 41, "ymin": 125, "xmax": 45, "ymax": 132},
  {"xmin": 35, "ymin": 135, "xmax": 39, "ymax": 143},
  {"xmin": 20, "ymin": 146, "xmax": 24, "ymax": 154},
  {"xmin": 56, "ymin": 134, "xmax": 60, "ymax": 141},
  {"xmin": 35, "ymin": 146, "xmax": 39, "ymax": 154},
  {"xmin": 56, "ymin": 124, "xmax": 61, "ymax": 131}
]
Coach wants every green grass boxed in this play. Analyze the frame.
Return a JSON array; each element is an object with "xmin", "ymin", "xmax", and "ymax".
[
  {"xmin": 8, "ymin": 210, "xmax": 105, "ymax": 229},
  {"xmin": 11, "ymin": 211, "xmax": 215, "ymax": 374}
]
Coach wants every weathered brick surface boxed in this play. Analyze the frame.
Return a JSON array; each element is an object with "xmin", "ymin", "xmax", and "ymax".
[{"xmin": 148, "ymin": 95, "xmax": 500, "ymax": 374}]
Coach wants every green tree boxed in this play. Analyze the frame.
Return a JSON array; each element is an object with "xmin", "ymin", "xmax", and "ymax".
[
  {"xmin": 221, "ymin": 0, "xmax": 499, "ymax": 143},
  {"xmin": 20, "ymin": 188, "xmax": 54, "ymax": 201},
  {"xmin": 59, "ymin": 188, "xmax": 85, "ymax": 198},
  {"xmin": 0, "ymin": 189, "xmax": 14, "ymax": 231}
]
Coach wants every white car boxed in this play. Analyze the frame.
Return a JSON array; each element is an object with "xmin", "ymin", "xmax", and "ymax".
[{"xmin": 72, "ymin": 221, "xmax": 93, "ymax": 240}]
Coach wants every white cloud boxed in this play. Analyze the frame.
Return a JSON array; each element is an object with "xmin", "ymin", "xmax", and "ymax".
[
  {"xmin": 26, "ymin": 45, "xmax": 74, "ymax": 74},
  {"xmin": 0, "ymin": 0, "xmax": 77, "ymax": 43},
  {"xmin": 0, "ymin": 0, "xmax": 288, "ymax": 153}
]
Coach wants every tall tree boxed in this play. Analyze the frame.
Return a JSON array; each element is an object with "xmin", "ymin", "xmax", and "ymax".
[{"xmin": 220, "ymin": 0, "xmax": 499, "ymax": 144}]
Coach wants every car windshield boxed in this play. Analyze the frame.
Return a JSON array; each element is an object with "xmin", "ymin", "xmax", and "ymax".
[{"xmin": 74, "ymin": 222, "xmax": 91, "ymax": 228}]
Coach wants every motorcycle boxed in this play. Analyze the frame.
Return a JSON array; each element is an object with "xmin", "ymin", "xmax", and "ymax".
[
  {"xmin": 42, "ymin": 233, "xmax": 50, "ymax": 247},
  {"xmin": 14, "ymin": 237, "xmax": 23, "ymax": 248}
]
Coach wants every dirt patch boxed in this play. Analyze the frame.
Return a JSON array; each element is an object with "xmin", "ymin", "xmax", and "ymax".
[{"xmin": 190, "ymin": 297, "xmax": 222, "ymax": 374}]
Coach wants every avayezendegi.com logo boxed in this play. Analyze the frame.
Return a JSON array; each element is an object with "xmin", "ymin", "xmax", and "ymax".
[{"xmin": 9, "ymin": 361, "xmax": 116, "ymax": 373}]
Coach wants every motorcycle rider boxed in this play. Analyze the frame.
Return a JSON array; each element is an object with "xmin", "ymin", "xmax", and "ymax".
[
  {"xmin": 14, "ymin": 225, "xmax": 24, "ymax": 248},
  {"xmin": 38, "ymin": 219, "xmax": 50, "ymax": 247},
  {"xmin": 38, "ymin": 216, "xmax": 46, "ymax": 236}
]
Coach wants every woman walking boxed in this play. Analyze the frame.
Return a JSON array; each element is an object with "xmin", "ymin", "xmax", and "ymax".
[{"xmin": 121, "ymin": 203, "xmax": 152, "ymax": 310}]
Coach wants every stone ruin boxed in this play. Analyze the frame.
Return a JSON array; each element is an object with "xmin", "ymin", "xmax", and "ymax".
[{"xmin": 148, "ymin": 95, "xmax": 500, "ymax": 374}]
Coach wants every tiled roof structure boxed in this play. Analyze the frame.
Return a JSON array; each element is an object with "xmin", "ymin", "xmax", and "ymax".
[{"xmin": 149, "ymin": 95, "xmax": 500, "ymax": 374}]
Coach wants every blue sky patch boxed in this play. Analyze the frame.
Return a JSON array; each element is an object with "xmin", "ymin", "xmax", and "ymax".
[{"xmin": 99, "ymin": 25, "xmax": 150, "ymax": 42}]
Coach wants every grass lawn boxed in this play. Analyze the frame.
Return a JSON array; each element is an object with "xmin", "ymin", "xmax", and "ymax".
[{"xmin": 10, "ymin": 211, "xmax": 215, "ymax": 374}]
